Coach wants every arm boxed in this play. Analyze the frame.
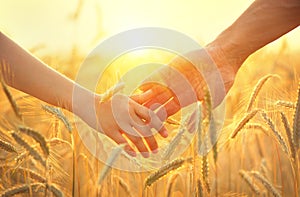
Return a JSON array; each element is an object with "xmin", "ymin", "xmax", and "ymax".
[
  {"xmin": 135, "ymin": 0, "xmax": 300, "ymax": 117},
  {"xmin": 0, "ymin": 31, "xmax": 167, "ymax": 157},
  {"xmin": 210, "ymin": 0, "xmax": 300, "ymax": 73}
]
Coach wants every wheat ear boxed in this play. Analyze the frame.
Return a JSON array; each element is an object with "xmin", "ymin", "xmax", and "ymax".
[
  {"xmin": 11, "ymin": 132, "xmax": 46, "ymax": 167},
  {"xmin": 100, "ymin": 82, "xmax": 125, "ymax": 102},
  {"xmin": 231, "ymin": 109, "xmax": 260, "ymax": 138},
  {"xmin": 201, "ymin": 154, "xmax": 210, "ymax": 194},
  {"xmin": 251, "ymin": 171, "xmax": 281, "ymax": 197},
  {"xmin": 0, "ymin": 183, "xmax": 64, "ymax": 197},
  {"xmin": 246, "ymin": 74, "xmax": 277, "ymax": 112},
  {"xmin": 113, "ymin": 175, "xmax": 132, "ymax": 197},
  {"xmin": 0, "ymin": 165, "xmax": 46, "ymax": 182},
  {"xmin": 42, "ymin": 105, "xmax": 72, "ymax": 132},
  {"xmin": 292, "ymin": 82, "xmax": 300, "ymax": 149},
  {"xmin": 162, "ymin": 114, "xmax": 191, "ymax": 161},
  {"xmin": 197, "ymin": 179, "xmax": 204, "ymax": 197},
  {"xmin": 239, "ymin": 170, "xmax": 260, "ymax": 195},
  {"xmin": 145, "ymin": 158, "xmax": 187, "ymax": 188},
  {"xmin": 0, "ymin": 138, "xmax": 17, "ymax": 153},
  {"xmin": 0, "ymin": 78, "xmax": 22, "ymax": 120},
  {"xmin": 18, "ymin": 125, "xmax": 49, "ymax": 156},
  {"xmin": 275, "ymin": 100, "xmax": 296, "ymax": 109},
  {"xmin": 261, "ymin": 112, "xmax": 289, "ymax": 154},
  {"xmin": 98, "ymin": 144, "xmax": 125, "ymax": 185},
  {"xmin": 280, "ymin": 112, "xmax": 296, "ymax": 160}
]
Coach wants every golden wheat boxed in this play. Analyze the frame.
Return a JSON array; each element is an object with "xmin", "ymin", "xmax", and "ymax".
[
  {"xmin": 292, "ymin": 82, "xmax": 300, "ymax": 149},
  {"xmin": 42, "ymin": 105, "xmax": 72, "ymax": 132},
  {"xmin": 246, "ymin": 74, "xmax": 278, "ymax": 112},
  {"xmin": 0, "ymin": 165, "xmax": 46, "ymax": 182},
  {"xmin": 100, "ymin": 82, "xmax": 125, "ymax": 102},
  {"xmin": 239, "ymin": 170, "xmax": 260, "ymax": 195},
  {"xmin": 98, "ymin": 144, "xmax": 125, "ymax": 185},
  {"xmin": 145, "ymin": 158, "xmax": 188, "ymax": 188},
  {"xmin": 280, "ymin": 112, "xmax": 296, "ymax": 160},
  {"xmin": 231, "ymin": 109, "xmax": 260, "ymax": 138},
  {"xmin": 261, "ymin": 112, "xmax": 289, "ymax": 154},
  {"xmin": 18, "ymin": 125, "xmax": 49, "ymax": 156},
  {"xmin": 166, "ymin": 173, "xmax": 179, "ymax": 197},
  {"xmin": 11, "ymin": 132, "xmax": 46, "ymax": 167},
  {"xmin": 251, "ymin": 171, "xmax": 281, "ymax": 197},
  {"xmin": 113, "ymin": 175, "xmax": 132, "ymax": 197},
  {"xmin": 0, "ymin": 138, "xmax": 17, "ymax": 153},
  {"xmin": 0, "ymin": 79, "xmax": 22, "ymax": 120},
  {"xmin": 276, "ymin": 100, "xmax": 296, "ymax": 109}
]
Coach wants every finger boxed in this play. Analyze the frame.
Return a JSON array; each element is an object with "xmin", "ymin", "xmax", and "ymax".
[
  {"xmin": 131, "ymin": 89, "xmax": 155, "ymax": 104},
  {"xmin": 156, "ymin": 97, "xmax": 181, "ymax": 118},
  {"xmin": 133, "ymin": 103, "xmax": 168, "ymax": 138},
  {"xmin": 124, "ymin": 132, "xmax": 151, "ymax": 158},
  {"xmin": 143, "ymin": 90, "xmax": 174, "ymax": 110},
  {"xmin": 105, "ymin": 130, "xmax": 136, "ymax": 157},
  {"xmin": 139, "ymin": 83, "xmax": 168, "ymax": 95},
  {"xmin": 131, "ymin": 115, "xmax": 158, "ymax": 153}
]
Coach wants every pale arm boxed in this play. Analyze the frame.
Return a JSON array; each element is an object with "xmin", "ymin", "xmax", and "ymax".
[{"xmin": 0, "ymin": 32, "xmax": 167, "ymax": 157}]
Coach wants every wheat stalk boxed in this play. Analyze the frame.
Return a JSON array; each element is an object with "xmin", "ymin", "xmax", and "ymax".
[
  {"xmin": 166, "ymin": 173, "xmax": 179, "ymax": 197},
  {"xmin": 197, "ymin": 102, "xmax": 203, "ymax": 156},
  {"xmin": 201, "ymin": 154, "xmax": 210, "ymax": 194},
  {"xmin": 18, "ymin": 125, "xmax": 49, "ymax": 156},
  {"xmin": 244, "ymin": 123, "xmax": 268, "ymax": 133},
  {"xmin": 276, "ymin": 100, "xmax": 296, "ymax": 109},
  {"xmin": 98, "ymin": 144, "xmax": 125, "ymax": 185},
  {"xmin": 292, "ymin": 82, "xmax": 300, "ymax": 149},
  {"xmin": 246, "ymin": 74, "xmax": 277, "ymax": 112},
  {"xmin": 100, "ymin": 82, "xmax": 125, "ymax": 102},
  {"xmin": 251, "ymin": 171, "xmax": 281, "ymax": 197},
  {"xmin": 145, "ymin": 158, "xmax": 188, "ymax": 188},
  {"xmin": 280, "ymin": 112, "xmax": 296, "ymax": 160},
  {"xmin": 231, "ymin": 109, "xmax": 260, "ymax": 138},
  {"xmin": 42, "ymin": 105, "xmax": 72, "ymax": 132},
  {"xmin": 113, "ymin": 175, "xmax": 132, "ymax": 197},
  {"xmin": 239, "ymin": 170, "xmax": 260, "ymax": 195},
  {"xmin": 11, "ymin": 132, "xmax": 46, "ymax": 167},
  {"xmin": 261, "ymin": 112, "xmax": 289, "ymax": 154},
  {"xmin": 162, "ymin": 114, "xmax": 191, "ymax": 161},
  {"xmin": 162, "ymin": 127, "xmax": 185, "ymax": 161},
  {"xmin": 0, "ymin": 183, "xmax": 64, "ymax": 197},
  {"xmin": 0, "ymin": 165, "xmax": 46, "ymax": 182},
  {"xmin": 197, "ymin": 179, "xmax": 204, "ymax": 197},
  {"xmin": 0, "ymin": 79, "xmax": 22, "ymax": 120},
  {"xmin": 0, "ymin": 138, "xmax": 17, "ymax": 153}
]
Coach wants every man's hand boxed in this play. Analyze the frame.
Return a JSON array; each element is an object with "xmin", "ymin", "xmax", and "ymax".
[{"xmin": 133, "ymin": 46, "xmax": 237, "ymax": 118}]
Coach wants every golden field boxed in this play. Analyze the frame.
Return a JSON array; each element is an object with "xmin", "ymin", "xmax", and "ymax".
[{"xmin": 0, "ymin": 1, "xmax": 300, "ymax": 196}]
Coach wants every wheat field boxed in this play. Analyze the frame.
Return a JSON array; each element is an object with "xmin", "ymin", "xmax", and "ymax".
[{"xmin": 0, "ymin": 41, "xmax": 299, "ymax": 197}]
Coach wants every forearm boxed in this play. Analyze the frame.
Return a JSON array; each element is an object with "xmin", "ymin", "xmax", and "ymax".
[
  {"xmin": 209, "ymin": 0, "xmax": 300, "ymax": 72},
  {"xmin": 0, "ymin": 31, "xmax": 91, "ymax": 113}
]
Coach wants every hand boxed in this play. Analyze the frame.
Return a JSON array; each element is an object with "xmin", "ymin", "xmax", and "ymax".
[
  {"xmin": 133, "ymin": 45, "xmax": 238, "ymax": 118},
  {"xmin": 75, "ymin": 92, "xmax": 168, "ymax": 158}
]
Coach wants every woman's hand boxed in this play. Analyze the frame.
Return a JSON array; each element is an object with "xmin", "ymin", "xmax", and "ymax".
[{"xmin": 74, "ymin": 91, "xmax": 168, "ymax": 158}]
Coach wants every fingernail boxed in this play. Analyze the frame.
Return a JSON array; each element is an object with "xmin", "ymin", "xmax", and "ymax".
[
  {"xmin": 142, "ymin": 152, "xmax": 150, "ymax": 158},
  {"xmin": 162, "ymin": 130, "xmax": 168, "ymax": 138},
  {"xmin": 152, "ymin": 149, "xmax": 158, "ymax": 154}
]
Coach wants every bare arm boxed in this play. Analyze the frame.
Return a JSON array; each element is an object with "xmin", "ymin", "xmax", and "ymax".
[
  {"xmin": 0, "ymin": 31, "xmax": 83, "ymax": 112},
  {"xmin": 0, "ymin": 32, "xmax": 167, "ymax": 156},
  {"xmin": 136, "ymin": 0, "xmax": 300, "ymax": 116},
  {"xmin": 210, "ymin": 0, "xmax": 300, "ymax": 73}
]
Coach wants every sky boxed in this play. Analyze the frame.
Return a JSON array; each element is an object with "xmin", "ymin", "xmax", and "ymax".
[{"xmin": 0, "ymin": 0, "xmax": 300, "ymax": 56}]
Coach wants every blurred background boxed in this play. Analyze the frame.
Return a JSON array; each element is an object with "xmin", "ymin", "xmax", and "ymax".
[{"xmin": 1, "ymin": 0, "xmax": 300, "ymax": 196}]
